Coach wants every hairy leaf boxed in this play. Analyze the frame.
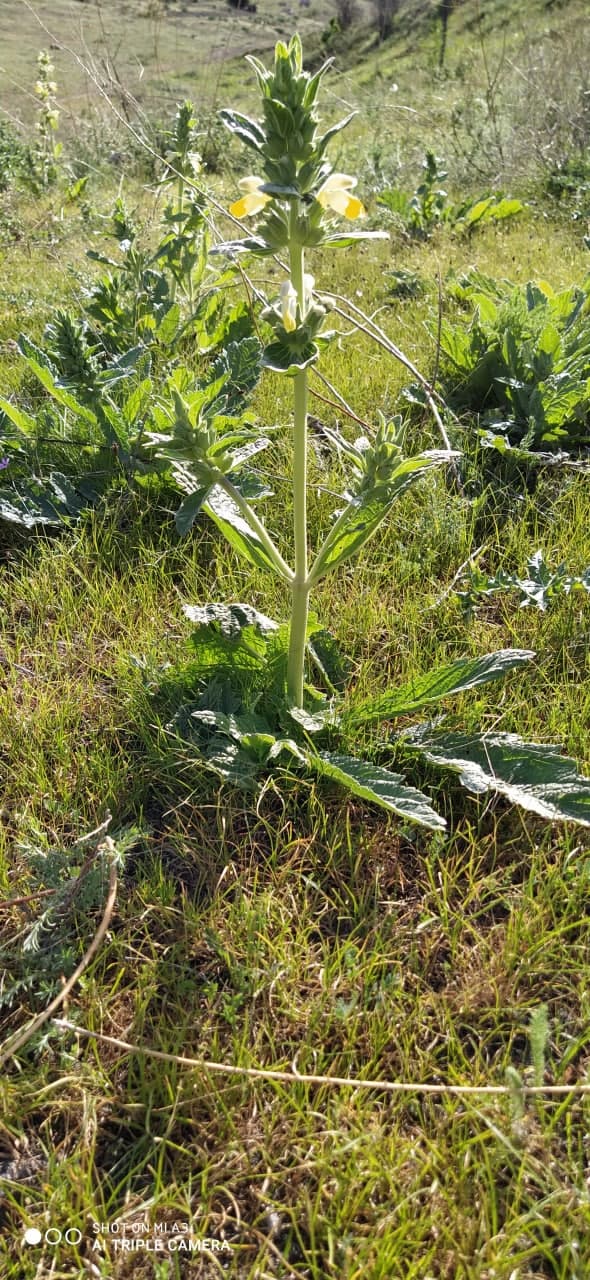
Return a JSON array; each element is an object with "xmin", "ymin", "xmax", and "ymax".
[
  {"xmin": 348, "ymin": 650, "xmax": 534, "ymax": 726},
  {"xmin": 175, "ymin": 488, "xmax": 210, "ymax": 534},
  {"xmin": 402, "ymin": 726, "xmax": 590, "ymax": 826},
  {"xmin": 182, "ymin": 602, "xmax": 278, "ymax": 637},
  {"xmin": 310, "ymin": 452, "xmax": 452, "ymax": 582},
  {"xmin": 308, "ymin": 752, "xmax": 446, "ymax": 828},
  {"xmin": 205, "ymin": 485, "xmax": 282, "ymax": 576}
]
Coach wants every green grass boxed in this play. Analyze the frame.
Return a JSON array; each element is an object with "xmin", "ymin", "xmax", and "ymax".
[{"xmin": 2, "ymin": 0, "xmax": 590, "ymax": 1276}]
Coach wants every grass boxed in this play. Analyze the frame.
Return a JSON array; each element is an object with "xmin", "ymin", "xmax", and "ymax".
[{"xmin": 2, "ymin": 0, "xmax": 590, "ymax": 1275}]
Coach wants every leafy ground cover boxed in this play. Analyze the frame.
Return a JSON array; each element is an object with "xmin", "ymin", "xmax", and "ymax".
[{"xmin": 1, "ymin": 0, "xmax": 590, "ymax": 1277}]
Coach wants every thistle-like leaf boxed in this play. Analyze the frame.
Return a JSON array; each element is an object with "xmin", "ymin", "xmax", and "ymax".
[{"xmin": 401, "ymin": 726, "xmax": 590, "ymax": 826}]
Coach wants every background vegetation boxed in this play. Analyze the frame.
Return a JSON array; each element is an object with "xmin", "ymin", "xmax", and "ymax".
[{"xmin": 1, "ymin": 0, "xmax": 590, "ymax": 1276}]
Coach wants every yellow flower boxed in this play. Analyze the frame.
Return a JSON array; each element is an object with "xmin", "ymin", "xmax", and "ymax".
[
  {"xmin": 229, "ymin": 176, "xmax": 272, "ymax": 219},
  {"xmin": 280, "ymin": 274, "xmax": 315, "ymax": 332},
  {"xmin": 316, "ymin": 174, "xmax": 365, "ymax": 220}
]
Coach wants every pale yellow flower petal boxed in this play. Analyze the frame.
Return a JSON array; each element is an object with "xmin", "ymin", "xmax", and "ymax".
[
  {"xmin": 238, "ymin": 175, "xmax": 266, "ymax": 193},
  {"xmin": 316, "ymin": 174, "xmax": 365, "ymax": 220},
  {"xmin": 319, "ymin": 173, "xmax": 357, "ymax": 193},
  {"xmin": 230, "ymin": 176, "xmax": 272, "ymax": 218},
  {"xmin": 280, "ymin": 280, "xmax": 298, "ymax": 332}
]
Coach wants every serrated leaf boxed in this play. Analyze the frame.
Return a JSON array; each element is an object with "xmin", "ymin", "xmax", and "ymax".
[
  {"xmin": 212, "ymin": 337, "xmax": 261, "ymax": 412},
  {"xmin": 17, "ymin": 337, "xmax": 98, "ymax": 426},
  {"xmin": 348, "ymin": 650, "xmax": 534, "ymax": 727},
  {"xmin": 401, "ymin": 727, "xmax": 590, "ymax": 826},
  {"xmin": 308, "ymin": 752, "xmax": 446, "ymax": 828},
  {"xmin": 182, "ymin": 602, "xmax": 278, "ymax": 637}
]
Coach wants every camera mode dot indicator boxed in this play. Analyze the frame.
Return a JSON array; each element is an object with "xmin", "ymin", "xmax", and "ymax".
[{"xmin": 24, "ymin": 1228, "xmax": 42, "ymax": 1245}]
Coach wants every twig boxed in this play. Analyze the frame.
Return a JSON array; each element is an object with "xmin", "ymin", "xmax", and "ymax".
[
  {"xmin": 52, "ymin": 1020, "xmax": 590, "ymax": 1098},
  {"xmin": 320, "ymin": 290, "xmax": 454, "ymax": 452},
  {"xmin": 309, "ymin": 368, "xmax": 372, "ymax": 431},
  {"xmin": 0, "ymin": 841, "xmax": 118, "ymax": 1068},
  {"xmin": 431, "ymin": 265, "xmax": 443, "ymax": 394},
  {"xmin": 0, "ymin": 888, "xmax": 56, "ymax": 911}
]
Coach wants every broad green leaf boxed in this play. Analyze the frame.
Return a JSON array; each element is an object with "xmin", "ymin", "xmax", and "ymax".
[
  {"xmin": 0, "ymin": 399, "xmax": 37, "ymax": 435},
  {"xmin": 288, "ymin": 705, "xmax": 338, "ymax": 733},
  {"xmin": 268, "ymin": 737, "xmax": 307, "ymax": 764},
  {"xmin": 18, "ymin": 337, "xmax": 98, "ymax": 426},
  {"xmin": 155, "ymin": 303, "xmax": 181, "ymax": 346},
  {"xmin": 175, "ymin": 488, "xmax": 210, "ymax": 534},
  {"xmin": 261, "ymin": 340, "xmax": 319, "ymax": 373},
  {"xmin": 310, "ymin": 452, "xmax": 453, "ymax": 582},
  {"xmin": 347, "ymin": 650, "xmax": 534, "ymax": 727},
  {"xmin": 308, "ymin": 752, "xmax": 446, "ymax": 829},
  {"xmin": 123, "ymin": 378, "xmax": 153, "ymax": 427},
  {"xmin": 212, "ymin": 337, "xmax": 262, "ymax": 412},
  {"xmin": 205, "ymin": 485, "xmax": 282, "ymax": 577},
  {"xmin": 307, "ymin": 627, "xmax": 351, "ymax": 692},
  {"xmin": 489, "ymin": 198, "xmax": 524, "ymax": 221},
  {"xmin": 182, "ymin": 602, "xmax": 278, "ymax": 636},
  {"xmin": 0, "ymin": 489, "xmax": 63, "ymax": 528},
  {"xmin": 462, "ymin": 196, "xmax": 495, "ymax": 227},
  {"xmin": 185, "ymin": 622, "xmax": 268, "ymax": 675},
  {"xmin": 189, "ymin": 707, "xmax": 271, "ymax": 742},
  {"xmin": 402, "ymin": 726, "xmax": 590, "ymax": 826},
  {"xmin": 0, "ymin": 472, "xmax": 102, "ymax": 528}
]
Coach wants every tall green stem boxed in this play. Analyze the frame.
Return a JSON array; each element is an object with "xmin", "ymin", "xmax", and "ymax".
[{"xmin": 287, "ymin": 209, "xmax": 310, "ymax": 707}]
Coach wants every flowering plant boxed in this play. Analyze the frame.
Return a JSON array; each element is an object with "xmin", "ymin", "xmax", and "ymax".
[{"xmin": 153, "ymin": 35, "xmax": 590, "ymax": 830}]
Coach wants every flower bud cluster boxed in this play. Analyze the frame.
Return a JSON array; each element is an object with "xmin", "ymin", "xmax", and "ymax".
[
  {"xmin": 221, "ymin": 35, "xmax": 366, "ymax": 251},
  {"xmin": 353, "ymin": 415, "xmax": 407, "ymax": 495},
  {"xmin": 149, "ymin": 386, "xmax": 239, "ymax": 489}
]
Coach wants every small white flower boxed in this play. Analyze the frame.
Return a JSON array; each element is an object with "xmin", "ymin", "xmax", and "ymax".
[
  {"xmin": 316, "ymin": 173, "xmax": 366, "ymax": 220},
  {"xmin": 229, "ymin": 176, "xmax": 272, "ymax": 218},
  {"xmin": 279, "ymin": 273, "xmax": 315, "ymax": 331},
  {"xmin": 280, "ymin": 280, "xmax": 298, "ymax": 332}
]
